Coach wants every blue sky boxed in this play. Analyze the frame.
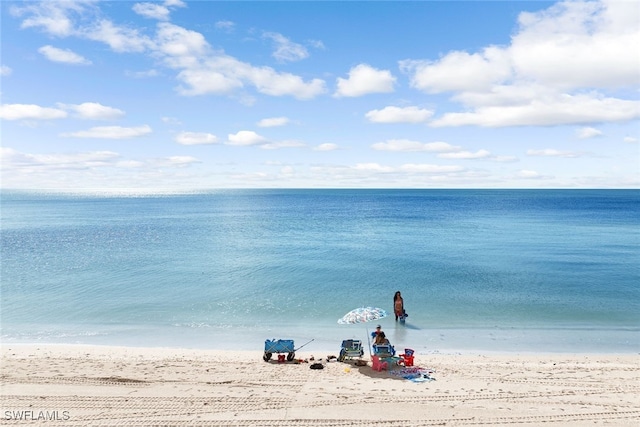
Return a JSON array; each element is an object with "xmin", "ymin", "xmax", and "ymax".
[{"xmin": 1, "ymin": 0, "xmax": 639, "ymax": 192}]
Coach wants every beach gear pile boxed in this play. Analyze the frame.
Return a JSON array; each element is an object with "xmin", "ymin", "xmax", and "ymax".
[{"xmin": 389, "ymin": 366, "xmax": 436, "ymax": 383}]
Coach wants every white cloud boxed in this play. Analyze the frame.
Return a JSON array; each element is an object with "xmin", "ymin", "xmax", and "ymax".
[
  {"xmin": 154, "ymin": 155, "xmax": 199, "ymax": 167},
  {"xmin": 430, "ymin": 92, "xmax": 640, "ymax": 127},
  {"xmin": 307, "ymin": 162, "xmax": 477, "ymax": 185},
  {"xmin": 116, "ymin": 160, "xmax": 145, "ymax": 168},
  {"xmin": 365, "ymin": 106, "xmax": 434, "ymax": 124},
  {"xmin": 241, "ymin": 63, "xmax": 326, "ymax": 99},
  {"xmin": 155, "ymin": 23, "xmax": 208, "ymax": 61},
  {"xmin": 226, "ymin": 130, "xmax": 268, "ymax": 146},
  {"xmin": 62, "ymin": 125, "xmax": 152, "ymax": 139},
  {"xmin": 175, "ymin": 131, "xmax": 218, "ymax": 145},
  {"xmin": 56, "ymin": 102, "xmax": 125, "ymax": 120},
  {"xmin": 1, "ymin": 65, "xmax": 13, "ymax": 76},
  {"xmin": 511, "ymin": 0, "xmax": 639, "ymax": 90},
  {"xmin": 372, "ymin": 140, "xmax": 504, "ymax": 161},
  {"xmin": 38, "ymin": 45, "xmax": 92, "ymax": 65},
  {"xmin": 334, "ymin": 64, "xmax": 396, "ymax": 97},
  {"xmin": 526, "ymin": 148, "xmax": 582, "ymax": 158},
  {"xmin": 623, "ymin": 136, "xmax": 638, "ymax": 143},
  {"xmin": 12, "ymin": 5, "xmax": 326, "ymax": 101},
  {"xmin": 13, "ymin": 2, "xmax": 150, "ymax": 52},
  {"xmin": 261, "ymin": 140, "xmax": 305, "ymax": 150},
  {"xmin": 314, "ymin": 143, "xmax": 339, "ymax": 151},
  {"xmin": 126, "ymin": 69, "xmax": 160, "ymax": 78},
  {"xmin": 10, "ymin": 1, "xmax": 88, "ymax": 37},
  {"xmin": 401, "ymin": 0, "xmax": 640, "ymax": 127},
  {"xmin": 215, "ymin": 20, "xmax": 235, "ymax": 32},
  {"xmin": 400, "ymin": 47, "xmax": 512, "ymax": 94},
  {"xmin": 263, "ymin": 32, "xmax": 309, "ymax": 62},
  {"xmin": 353, "ymin": 163, "xmax": 394, "ymax": 172},
  {"xmin": 132, "ymin": 3, "xmax": 171, "ymax": 21},
  {"xmin": 517, "ymin": 170, "xmax": 543, "ymax": 179},
  {"xmin": 307, "ymin": 39, "xmax": 325, "ymax": 50},
  {"xmin": 176, "ymin": 67, "xmax": 242, "ymax": 95},
  {"xmin": 131, "ymin": 0, "xmax": 194, "ymax": 38},
  {"xmin": 371, "ymin": 139, "xmax": 461, "ymax": 153},
  {"xmin": 576, "ymin": 126, "xmax": 603, "ymax": 139},
  {"xmin": 174, "ymin": 52, "xmax": 326, "ymax": 100},
  {"xmin": 163, "ymin": 0, "xmax": 186, "ymax": 7},
  {"xmin": 1, "ymin": 146, "xmax": 196, "ymax": 186},
  {"xmin": 0, "ymin": 103, "xmax": 67, "ymax": 120},
  {"xmin": 154, "ymin": 23, "xmax": 325, "ymax": 99},
  {"xmin": 492, "ymin": 155, "xmax": 519, "ymax": 163},
  {"xmin": 12, "ymin": 2, "xmax": 156, "ymax": 54},
  {"xmin": 257, "ymin": 117, "xmax": 290, "ymax": 127},
  {"xmin": 280, "ymin": 166, "xmax": 295, "ymax": 175},
  {"xmin": 162, "ymin": 117, "xmax": 182, "ymax": 125},
  {"xmin": 84, "ymin": 19, "xmax": 154, "ymax": 53},
  {"xmin": 1, "ymin": 147, "xmax": 120, "ymax": 170},
  {"xmin": 399, "ymin": 164, "xmax": 465, "ymax": 173},
  {"xmin": 438, "ymin": 149, "xmax": 491, "ymax": 159}
]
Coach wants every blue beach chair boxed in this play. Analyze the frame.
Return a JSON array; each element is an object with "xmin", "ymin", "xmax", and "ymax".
[
  {"xmin": 372, "ymin": 343, "xmax": 395, "ymax": 358},
  {"xmin": 338, "ymin": 339, "xmax": 364, "ymax": 362}
]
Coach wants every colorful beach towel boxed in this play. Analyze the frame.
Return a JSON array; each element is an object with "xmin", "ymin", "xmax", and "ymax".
[{"xmin": 389, "ymin": 366, "xmax": 436, "ymax": 382}]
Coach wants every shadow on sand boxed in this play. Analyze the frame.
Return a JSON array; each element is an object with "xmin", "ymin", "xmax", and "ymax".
[
  {"xmin": 337, "ymin": 359, "xmax": 412, "ymax": 381},
  {"xmin": 262, "ymin": 357, "xmax": 434, "ymax": 382}
]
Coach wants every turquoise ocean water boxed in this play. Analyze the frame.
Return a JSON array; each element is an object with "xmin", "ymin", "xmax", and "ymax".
[{"xmin": 1, "ymin": 190, "xmax": 638, "ymax": 354}]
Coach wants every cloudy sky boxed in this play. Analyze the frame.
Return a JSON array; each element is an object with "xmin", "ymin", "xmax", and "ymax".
[{"xmin": 1, "ymin": 0, "xmax": 639, "ymax": 192}]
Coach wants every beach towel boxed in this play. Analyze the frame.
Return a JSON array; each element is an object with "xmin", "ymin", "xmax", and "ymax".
[{"xmin": 389, "ymin": 366, "xmax": 436, "ymax": 382}]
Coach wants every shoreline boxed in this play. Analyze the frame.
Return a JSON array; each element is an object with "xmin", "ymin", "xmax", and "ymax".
[
  {"xmin": 2, "ymin": 340, "xmax": 639, "ymax": 356},
  {"xmin": 1, "ymin": 344, "xmax": 638, "ymax": 426},
  {"xmin": 3, "ymin": 320, "xmax": 638, "ymax": 355}
]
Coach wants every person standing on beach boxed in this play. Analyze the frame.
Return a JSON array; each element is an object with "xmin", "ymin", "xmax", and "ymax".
[{"xmin": 393, "ymin": 291, "xmax": 404, "ymax": 321}]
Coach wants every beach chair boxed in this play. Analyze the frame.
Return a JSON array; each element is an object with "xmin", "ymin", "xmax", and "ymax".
[
  {"xmin": 338, "ymin": 339, "xmax": 364, "ymax": 362},
  {"xmin": 372, "ymin": 344, "xmax": 395, "ymax": 358},
  {"xmin": 371, "ymin": 355, "xmax": 388, "ymax": 371},
  {"xmin": 399, "ymin": 348, "xmax": 414, "ymax": 367},
  {"xmin": 373, "ymin": 344, "xmax": 402, "ymax": 367}
]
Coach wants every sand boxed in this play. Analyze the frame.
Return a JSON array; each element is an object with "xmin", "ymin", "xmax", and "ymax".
[{"xmin": 1, "ymin": 344, "xmax": 638, "ymax": 426}]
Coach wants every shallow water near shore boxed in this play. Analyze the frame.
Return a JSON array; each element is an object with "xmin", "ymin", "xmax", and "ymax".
[{"xmin": 1, "ymin": 189, "xmax": 638, "ymax": 353}]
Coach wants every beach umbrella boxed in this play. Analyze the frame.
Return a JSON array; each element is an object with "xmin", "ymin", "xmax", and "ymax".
[
  {"xmin": 338, "ymin": 306, "xmax": 388, "ymax": 325},
  {"xmin": 338, "ymin": 307, "xmax": 388, "ymax": 357}
]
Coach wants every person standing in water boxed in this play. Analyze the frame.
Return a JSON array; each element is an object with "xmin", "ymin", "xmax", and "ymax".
[{"xmin": 393, "ymin": 291, "xmax": 404, "ymax": 321}]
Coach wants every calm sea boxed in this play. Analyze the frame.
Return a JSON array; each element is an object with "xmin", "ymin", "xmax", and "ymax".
[{"xmin": 1, "ymin": 190, "xmax": 638, "ymax": 354}]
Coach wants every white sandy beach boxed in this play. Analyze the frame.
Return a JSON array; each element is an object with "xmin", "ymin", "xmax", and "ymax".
[{"xmin": 1, "ymin": 344, "xmax": 638, "ymax": 426}]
